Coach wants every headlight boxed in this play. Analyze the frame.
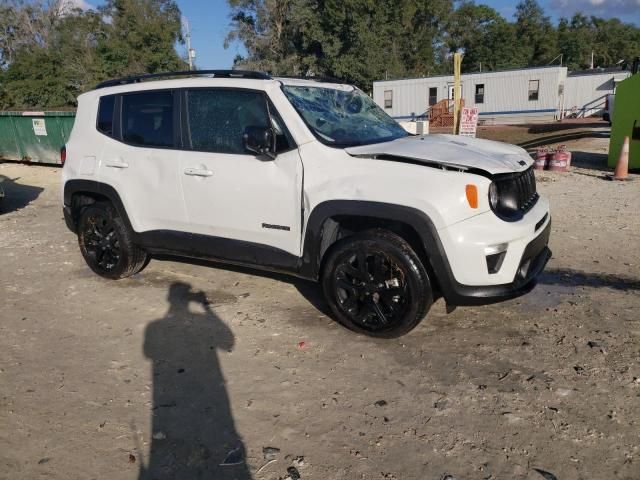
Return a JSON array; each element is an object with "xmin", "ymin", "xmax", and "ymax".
[{"xmin": 488, "ymin": 182, "xmax": 499, "ymax": 210}]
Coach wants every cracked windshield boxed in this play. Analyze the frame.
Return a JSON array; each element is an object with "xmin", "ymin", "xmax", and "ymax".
[{"xmin": 282, "ymin": 85, "xmax": 408, "ymax": 147}]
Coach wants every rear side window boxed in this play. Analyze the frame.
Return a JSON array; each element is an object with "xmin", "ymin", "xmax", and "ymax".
[
  {"xmin": 122, "ymin": 91, "xmax": 174, "ymax": 147},
  {"xmin": 97, "ymin": 95, "xmax": 115, "ymax": 136},
  {"xmin": 185, "ymin": 89, "xmax": 270, "ymax": 154}
]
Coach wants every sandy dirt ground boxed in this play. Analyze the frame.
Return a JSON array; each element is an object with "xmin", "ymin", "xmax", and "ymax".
[{"xmin": 1, "ymin": 132, "xmax": 639, "ymax": 480}]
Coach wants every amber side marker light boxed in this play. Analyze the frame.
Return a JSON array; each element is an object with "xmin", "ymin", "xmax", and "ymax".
[{"xmin": 465, "ymin": 184, "xmax": 479, "ymax": 208}]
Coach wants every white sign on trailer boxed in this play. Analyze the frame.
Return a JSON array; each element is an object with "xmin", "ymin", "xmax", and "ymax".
[{"xmin": 459, "ymin": 107, "xmax": 479, "ymax": 137}]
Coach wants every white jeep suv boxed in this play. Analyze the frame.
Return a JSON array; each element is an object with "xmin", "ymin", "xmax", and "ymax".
[{"xmin": 62, "ymin": 70, "xmax": 551, "ymax": 337}]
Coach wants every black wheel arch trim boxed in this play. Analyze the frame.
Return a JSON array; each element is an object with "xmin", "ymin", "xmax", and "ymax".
[
  {"xmin": 299, "ymin": 200, "xmax": 441, "ymax": 280},
  {"xmin": 63, "ymin": 179, "xmax": 134, "ymax": 233}
]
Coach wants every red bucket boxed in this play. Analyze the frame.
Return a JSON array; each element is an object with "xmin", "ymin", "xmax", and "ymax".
[
  {"xmin": 548, "ymin": 145, "xmax": 570, "ymax": 172},
  {"xmin": 534, "ymin": 148, "xmax": 548, "ymax": 170}
]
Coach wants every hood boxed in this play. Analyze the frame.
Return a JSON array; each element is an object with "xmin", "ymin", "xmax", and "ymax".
[{"xmin": 345, "ymin": 134, "xmax": 533, "ymax": 175}]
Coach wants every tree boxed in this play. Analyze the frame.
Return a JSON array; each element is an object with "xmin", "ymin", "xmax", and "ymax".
[
  {"xmin": 226, "ymin": 0, "xmax": 455, "ymax": 89},
  {"xmin": 0, "ymin": 0, "xmax": 187, "ymax": 109},
  {"xmin": 0, "ymin": 0, "xmax": 61, "ymax": 67},
  {"xmin": 514, "ymin": 0, "xmax": 558, "ymax": 66},
  {"xmin": 556, "ymin": 14, "xmax": 640, "ymax": 70},
  {"xmin": 447, "ymin": 2, "xmax": 529, "ymax": 72},
  {"xmin": 225, "ymin": 0, "xmax": 307, "ymax": 74},
  {"xmin": 557, "ymin": 14, "xmax": 593, "ymax": 70},
  {"xmin": 99, "ymin": 0, "xmax": 186, "ymax": 76},
  {"xmin": 591, "ymin": 17, "xmax": 640, "ymax": 68}
]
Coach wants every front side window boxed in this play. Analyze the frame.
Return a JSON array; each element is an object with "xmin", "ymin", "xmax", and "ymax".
[
  {"xmin": 97, "ymin": 95, "xmax": 115, "ymax": 137},
  {"xmin": 185, "ymin": 89, "xmax": 274, "ymax": 154},
  {"xmin": 384, "ymin": 90, "xmax": 393, "ymax": 109},
  {"xmin": 475, "ymin": 84, "xmax": 485, "ymax": 104},
  {"xmin": 528, "ymin": 80, "xmax": 540, "ymax": 101},
  {"xmin": 282, "ymin": 85, "xmax": 408, "ymax": 148},
  {"xmin": 122, "ymin": 91, "xmax": 174, "ymax": 147}
]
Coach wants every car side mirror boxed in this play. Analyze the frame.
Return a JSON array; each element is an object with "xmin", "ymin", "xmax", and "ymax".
[{"xmin": 243, "ymin": 126, "xmax": 276, "ymax": 159}]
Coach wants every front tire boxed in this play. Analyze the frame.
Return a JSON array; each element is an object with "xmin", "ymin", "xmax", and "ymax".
[
  {"xmin": 77, "ymin": 202, "xmax": 148, "ymax": 279},
  {"xmin": 321, "ymin": 230, "xmax": 433, "ymax": 338}
]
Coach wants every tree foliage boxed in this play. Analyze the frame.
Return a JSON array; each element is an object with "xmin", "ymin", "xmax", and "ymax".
[
  {"xmin": 558, "ymin": 14, "xmax": 640, "ymax": 70},
  {"xmin": 227, "ymin": 0, "xmax": 640, "ymax": 90},
  {"xmin": 1, "ymin": 0, "xmax": 639, "ymax": 108},
  {"xmin": 0, "ymin": 0, "xmax": 186, "ymax": 109}
]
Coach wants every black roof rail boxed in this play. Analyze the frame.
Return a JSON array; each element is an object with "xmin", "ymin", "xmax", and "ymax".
[
  {"xmin": 274, "ymin": 74, "xmax": 347, "ymax": 84},
  {"xmin": 94, "ymin": 70, "xmax": 272, "ymax": 89}
]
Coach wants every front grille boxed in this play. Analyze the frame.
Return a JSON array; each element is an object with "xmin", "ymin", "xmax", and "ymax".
[
  {"xmin": 493, "ymin": 166, "xmax": 539, "ymax": 221},
  {"xmin": 514, "ymin": 167, "xmax": 538, "ymax": 213}
]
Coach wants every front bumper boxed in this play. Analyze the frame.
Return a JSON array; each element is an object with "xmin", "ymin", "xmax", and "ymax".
[
  {"xmin": 431, "ymin": 214, "xmax": 551, "ymax": 306},
  {"xmin": 443, "ymin": 221, "xmax": 551, "ymax": 306}
]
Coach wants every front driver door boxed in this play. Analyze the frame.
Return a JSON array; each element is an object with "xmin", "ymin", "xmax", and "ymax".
[{"xmin": 179, "ymin": 88, "xmax": 303, "ymax": 263}]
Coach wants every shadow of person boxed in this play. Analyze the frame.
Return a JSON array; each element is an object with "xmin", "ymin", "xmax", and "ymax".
[{"xmin": 140, "ymin": 282, "xmax": 252, "ymax": 480}]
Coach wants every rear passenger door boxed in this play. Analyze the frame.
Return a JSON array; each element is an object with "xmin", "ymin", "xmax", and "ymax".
[
  {"xmin": 179, "ymin": 88, "xmax": 303, "ymax": 257},
  {"xmin": 98, "ymin": 90, "xmax": 189, "ymax": 233}
]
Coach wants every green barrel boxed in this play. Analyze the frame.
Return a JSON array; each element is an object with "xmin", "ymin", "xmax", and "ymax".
[{"xmin": 0, "ymin": 111, "xmax": 76, "ymax": 165}]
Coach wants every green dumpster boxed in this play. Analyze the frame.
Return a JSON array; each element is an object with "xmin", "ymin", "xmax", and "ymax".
[{"xmin": 0, "ymin": 111, "xmax": 75, "ymax": 165}]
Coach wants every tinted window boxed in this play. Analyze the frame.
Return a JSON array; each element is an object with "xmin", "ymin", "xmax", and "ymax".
[
  {"xmin": 528, "ymin": 80, "xmax": 540, "ymax": 101},
  {"xmin": 384, "ymin": 90, "xmax": 392, "ymax": 108},
  {"xmin": 122, "ymin": 91, "xmax": 174, "ymax": 147},
  {"xmin": 186, "ymin": 89, "xmax": 270, "ymax": 154},
  {"xmin": 428, "ymin": 87, "xmax": 437, "ymax": 106},
  {"xmin": 97, "ymin": 95, "xmax": 115, "ymax": 136},
  {"xmin": 475, "ymin": 84, "xmax": 485, "ymax": 104}
]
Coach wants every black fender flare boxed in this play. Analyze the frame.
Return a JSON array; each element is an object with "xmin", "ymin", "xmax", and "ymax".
[
  {"xmin": 63, "ymin": 179, "xmax": 134, "ymax": 232},
  {"xmin": 298, "ymin": 200, "xmax": 449, "ymax": 282}
]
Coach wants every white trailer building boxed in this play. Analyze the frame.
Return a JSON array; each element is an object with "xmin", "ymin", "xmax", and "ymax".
[
  {"xmin": 373, "ymin": 66, "xmax": 629, "ymax": 125},
  {"xmin": 563, "ymin": 69, "xmax": 630, "ymax": 118}
]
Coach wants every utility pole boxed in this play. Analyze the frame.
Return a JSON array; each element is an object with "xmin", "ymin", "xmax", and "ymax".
[
  {"xmin": 183, "ymin": 16, "xmax": 195, "ymax": 71},
  {"xmin": 453, "ymin": 52, "xmax": 462, "ymax": 135}
]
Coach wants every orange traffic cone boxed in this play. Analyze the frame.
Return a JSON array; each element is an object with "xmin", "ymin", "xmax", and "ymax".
[{"xmin": 613, "ymin": 136, "xmax": 630, "ymax": 181}]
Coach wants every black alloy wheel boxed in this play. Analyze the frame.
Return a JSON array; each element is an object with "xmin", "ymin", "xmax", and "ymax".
[
  {"xmin": 81, "ymin": 210, "xmax": 121, "ymax": 271},
  {"xmin": 334, "ymin": 248, "xmax": 409, "ymax": 328},
  {"xmin": 77, "ymin": 202, "xmax": 148, "ymax": 279},
  {"xmin": 322, "ymin": 230, "xmax": 433, "ymax": 337}
]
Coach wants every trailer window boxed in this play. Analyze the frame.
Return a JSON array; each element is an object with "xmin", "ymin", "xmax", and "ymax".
[
  {"xmin": 384, "ymin": 90, "xmax": 393, "ymax": 109},
  {"xmin": 528, "ymin": 80, "xmax": 540, "ymax": 101},
  {"xmin": 428, "ymin": 87, "xmax": 437, "ymax": 106},
  {"xmin": 475, "ymin": 84, "xmax": 485, "ymax": 104}
]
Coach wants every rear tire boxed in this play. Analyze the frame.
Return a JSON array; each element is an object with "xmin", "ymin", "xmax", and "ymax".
[
  {"xmin": 321, "ymin": 230, "xmax": 433, "ymax": 338},
  {"xmin": 77, "ymin": 202, "xmax": 148, "ymax": 279}
]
